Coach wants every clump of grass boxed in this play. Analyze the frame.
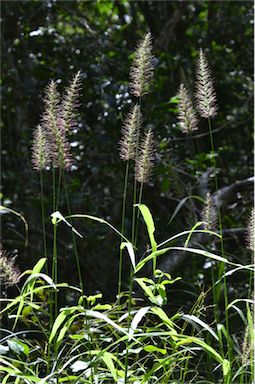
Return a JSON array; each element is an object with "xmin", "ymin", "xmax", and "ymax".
[{"xmin": 1, "ymin": 34, "xmax": 254, "ymax": 384}]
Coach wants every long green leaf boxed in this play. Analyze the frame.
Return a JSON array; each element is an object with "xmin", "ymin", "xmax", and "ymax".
[
  {"xmin": 66, "ymin": 214, "xmax": 132, "ymax": 244},
  {"xmin": 167, "ymin": 195, "xmax": 204, "ymax": 225},
  {"xmin": 227, "ymin": 298, "xmax": 254, "ymax": 310},
  {"xmin": 184, "ymin": 221, "xmax": 206, "ymax": 247},
  {"xmin": 101, "ymin": 352, "xmax": 117, "ymax": 381},
  {"xmin": 56, "ymin": 313, "xmax": 81, "ymax": 349},
  {"xmin": 135, "ymin": 246, "xmax": 248, "ymax": 274},
  {"xmin": 49, "ymin": 309, "xmax": 72, "ymax": 344},
  {"xmin": 156, "ymin": 229, "xmax": 221, "ymax": 251},
  {"xmin": 181, "ymin": 314, "xmax": 219, "ymax": 340},
  {"xmin": 85, "ymin": 309, "xmax": 127, "ymax": 334},
  {"xmin": 136, "ymin": 204, "xmax": 157, "ymax": 252},
  {"xmin": 22, "ymin": 273, "xmax": 55, "ymax": 294},
  {"xmin": 135, "ymin": 278, "xmax": 156, "ymax": 303},
  {"xmin": 128, "ymin": 306, "xmax": 150, "ymax": 340},
  {"xmin": 51, "ymin": 211, "xmax": 83, "ymax": 238},
  {"xmin": 120, "ymin": 242, "xmax": 135, "ymax": 269},
  {"xmin": 32, "ymin": 258, "xmax": 47, "ymax": 274},
  {"xmin": 0, "ymin": 205, "xmax": 29, "ymax": 246},
  {"xmin": 151, "ymin": 307, "xmax": 176, "ymax": 330}
]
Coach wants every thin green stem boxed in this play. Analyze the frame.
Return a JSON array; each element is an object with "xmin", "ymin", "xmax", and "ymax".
[
  {"xmin": 188, "ymin": 131, "xmax": 196, "ymax": 160},
  {"xmin": 125, "ymin": 182, "xmax": 143, "ymax": 383},
  {"xmin": 134, "ymin": 182, "xmax": 144, "ymax": 248},
  {"xmin": 52, "ymin": 221, "xmax": 59, "ymax": 384},
  {"xmin": 131, "ymin": 96, "xmax": 142, "ymax": 245},
  {"xmin": 40, "ymin": 170, "xmax": 48, "ymax": 274},
  {"xmin": 55, "ymin": 168, "xmax": 62, "ymax": 212},
  {"xmin": 125, "ymin": 96, "xmax": 142, "ymax": 384},
  {"xmin": 131, "ymin": 180, "xmax": 138, "ymax": 245},
  {"xmin": 53, "ymin": 222, "xmax": 58, "ymax": 315},
  {"xmin": 208, "ymin": 117, "xmax": 231, "ymax": 368},
  {"xmin": 50, "ymin": 167, "xmax": 56, "ymax": 333},
  {"xmin": 124, "ymin": 267, "xmax": 134, "ymax": 383},
  {"xmin": 63, "ymin": 173, "xmax": 94, "ymax": 384},
  {"xmin": 118, "ymin": 160, "xmax": 130, "ymax": 301},
  {"xmin": 63, "ymin": 173, "xmax": 84, "ymax": 294},
  {"xmin": 52, "ymin": 167, "xmax": 56, "ymax": 213}
]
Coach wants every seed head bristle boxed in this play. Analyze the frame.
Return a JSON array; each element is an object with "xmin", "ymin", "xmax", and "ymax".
[
  {"xmin": 195, "ymin": 49, "xmax": 218, "ymax": 118},
  {"xmin": 246, "ymin": 208, "xmax": 255, "ymax": 251},
  {"xmin": 0, "ymin": 246, "xmax": 21, "ymax": 287},
  {"xmin": 119, "ymin": 104, "xmax": 142, "ymax": 161},
  {"xmin": 31, "ymin": 125, "xmax": 50, "ymax": 171},
  {"xmin": 178, "ymin": 83, "xmax": 198, "ymax": 134},
  {"xmin": 130, "ymin": 32, "xmax": 154, "ymax": 98},
  {"xmin": 201, "ymin": 192, "xmax": 218, "ymax": 231},
  {"xmin": 135, "ymin": 128, "xmax": 154, "ymax": 184},
  {"xmin": 62, "ymin": 70, "xmax": 82, "ymax": 132}
]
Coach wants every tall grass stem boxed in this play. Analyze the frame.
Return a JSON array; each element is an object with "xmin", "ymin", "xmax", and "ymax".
[
  {"xmin": 134, "ymin": 183, "xmax": 144, "ymax": 249},
  {"xmin": 118, "ymin": 160, "xmax": 130, "ymax": 301},
  {"xmin": 40, "ymin": 170, "xmax": 48, "ymax": 274},
  {"xmin": 63, "ymin": 173, "xmax": 84, "ymax": 294},
  {"xmin": 207, "ymin": 117, "xmax": 232, "ymax": 367}
]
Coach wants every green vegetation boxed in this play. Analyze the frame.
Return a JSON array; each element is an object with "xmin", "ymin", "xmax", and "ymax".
[{"xmin": 1, "ymin": 1, "xmax": 254, "ymax": 383}]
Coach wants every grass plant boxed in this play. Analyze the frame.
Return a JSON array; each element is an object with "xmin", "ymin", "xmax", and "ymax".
[{"xmin": 0, "ymin": 34, "xmax": 253, "ymax": 384}]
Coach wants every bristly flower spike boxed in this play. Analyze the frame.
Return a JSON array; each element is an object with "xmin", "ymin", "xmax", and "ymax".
[
  {"xmin": 62, "ymin": 70, "xmax": 82, "ymax": 133},
  {"xmin": 42, "ymin": 80, "xmax": 73, "ymax": 170},
  {"xmin": 178, "ymin": 83, "xmax": 198, "ymax": 134},
  {"xmin": 195, "ymin": 48, "xmax": 218, "ymax": 118},
  {"xmin": 119, "ymin": 104, "xmax": 142, "ymax": 161},
  {"xmin": 201, "ymin": 192, "xmax": 218, "ymax": 231},
  {"xmin": 43, "ymin": 80, "xmax": 60, "ymax": 132},
  {"xmin": 135, "ymin": 128, "xmax": 154, "ymax": 184},
  {"xmin": 246, "ymin": 208, "xmax": 255, "ymax": 251},
  {"xmin": 0, "ymin": 246, "xmax": 21, "ymax": 287},
  {"xmin": 130, "ymin": 32, "xmax": 154, "ymax": 98},
  {"xmin": 50, "ymin": 112, "xmax": 73, "ymax": 170},
  {"xmin": 31, "ymin": 125, "xmax": 50, "ymax": 170}
]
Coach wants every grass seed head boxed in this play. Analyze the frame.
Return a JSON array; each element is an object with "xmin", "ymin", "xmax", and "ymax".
[
  {"xmin": 31, "ymin": 125, "xmax": 50, "ymax": 170},
  {"xmin": 130, "ymin": 32, "xmax": 154, "ymax": 98},
  {"xmin": 62, "ymin": 70, "xmax": 82, "ymax": 133},
  {"xmin": 135, "ymin": 128, "xmax": 154, "ymax": 184},
  {"xmin": 246, "ymin": 208, "xmax": 255, "ymax": 252},
  {"xmin": 119, "ymin": 104, "xmax": 142, "ymax": 161},
  {"xmin": 201, "ymin": 192, "xmax": 218, "ymax": 231},
  {"xmin": 0, "ymin": 246, "xmax": 21, "ymax": 287},
  {"xmin": 195, "ymin": 49, "xmax": 218, "ymax": 118},
  {"xmin": 178, "ymin": 83, "xmax": 198, "ymax": 134},
  {"xmin": 42, "ymin": 80, "xmax": 73, "ymax": 170}
]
